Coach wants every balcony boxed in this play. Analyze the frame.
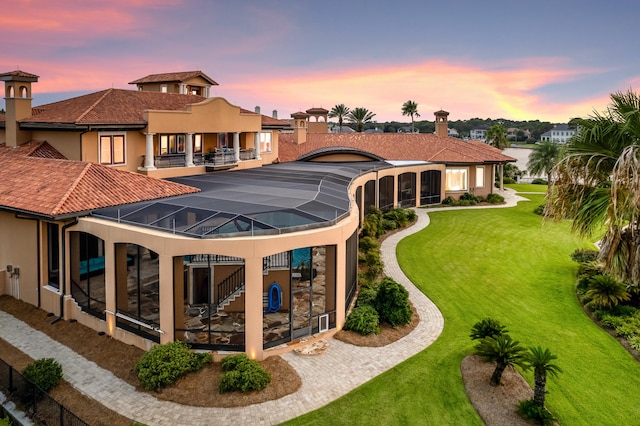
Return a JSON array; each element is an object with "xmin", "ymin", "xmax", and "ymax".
[{"xmin": 153, "ymin": 148, "xmax": 257, "ymax": 170}]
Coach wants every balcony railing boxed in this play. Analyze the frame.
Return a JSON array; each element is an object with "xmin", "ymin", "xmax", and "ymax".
[{"xmin": 153, "ymin": 148, "xmax": 257, "ymax": 169}]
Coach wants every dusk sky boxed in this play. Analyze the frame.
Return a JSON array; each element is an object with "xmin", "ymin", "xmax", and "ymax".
[{"xmin": 2, "ymin": 0, "xmax": 639, "ymax": 123}]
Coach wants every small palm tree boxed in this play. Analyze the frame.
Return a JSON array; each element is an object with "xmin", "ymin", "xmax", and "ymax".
[
  {"xmin": 527, "ymin": 140, "xmax": 562, "ymax": 182},
  {"xmin": 522, "ymin": 346, "xmax": 562, "ymax": 408},
  {"xmin": 401, "ymin": 100, "xmax": 420, "ymax": 133},
  {"xmin": 347, "ymin": 107, "xmax": 376, "ymax": 132},
  {"xmin": 586, "ymin": 274, "xmax": 630, "ymax": 309},
  {"xmin": 328, "ymin": 104, "xmax": 350, "ymax": 133},
  {"xmin": 474, "ymin": 334, "xmax": 526, "ymax": 386},
  {"xmin": 470, "ymin": 317, "xmax": 508, "ymax": 340},
  {"xmin": 486, "ymin": 124, "xmax": 510, "ymax": 150}
]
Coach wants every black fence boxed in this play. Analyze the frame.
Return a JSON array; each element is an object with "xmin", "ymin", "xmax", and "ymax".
[{"xmin": 0, "ymin": 358, "xmax": 88, "ymax": 426}]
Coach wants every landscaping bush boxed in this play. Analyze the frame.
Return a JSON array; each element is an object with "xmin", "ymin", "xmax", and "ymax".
[
  {"xmin": 219, "ymin": 354, "xmax": 271, "ymax": 393},
  {"xmin": 586, "ymin": 274, "xmax": 630, "ymax": 309},
  {"xmin": 571, "ymin": 248, "xmax": 599, "ymax": 264},
  {"xmin": 532, "ymin": 178, "xmax": 548, "ymax": 185},
  {"xmin": 356, "ymin": 286, "xmax": 378, "ymax": 307},
  {"xmin": 503, "ymin": 177, "xmax": 517, "ymax": 184},
  {"xmin": 375, "ymin": 277, "xmax": 412, "ymax": 327},
  {"xmin": 404, "ymin": 209, "xmax": 417, "ymax": 222},
  {"xmin": 459, "ymin": 193, "xmax": 480, "ymax": 204},
  {"xmin": 458, "ymin": 200, "xmax": 472, "ymax": 206},
  {"xmin": 533, "ymin": 204, "xmax": 545, "ymax": 215},
  {"xmin": 381, "ymin": 218, "xmax": 398, "ymax": 231},
  {"xmin": 486, "ymin": 193, "xmax": 505, "ymax": 204},
  {"xmin": 441, "ymin": 196, "xmax": 456, "ymax": 205},
  {"xmin": 470, "ymin": 318, "xmax": 508, "ymax": 340},
  {"xmin": 629, "ymin": 335, "xmax": 640, "ymax": 351},
  {"xmin": 22, "ymin": 358, "xmax": 63, "ymax": 392},
  {"xmin": 358, "ymin": 272, "xmax": 376, "ymax": 289},
  {"xmin": 383, "ymin": 207, "xmax": 410, "ymax": 227},
  {"xmin": 517, "ymin": 398, "xmax": 554, "ymax": 425},
  {"xmin": 358, "ymin": 236, "xmax": 379, "ymax": 253},
  {"xmin": 343, "ymin": 305, "xmax": 380, "ymax": 335},
  {"xmin": 0, "ymin": 416, "xmax": 10, "ymax": 426},
  {"xmin": 135, "ymin": 341, "xmax": 212, "ymax": 390},
  {"xmin": 363, "ymin": 250, "xmax": 383, "ymax": 280}
]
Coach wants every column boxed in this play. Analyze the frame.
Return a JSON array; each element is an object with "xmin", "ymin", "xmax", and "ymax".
[
  {"xmin": 185, "ymin": 133, "xmax": 195, "ymax": 167},
  {"xmin": 254, "ymin": 132, "xmax": 261, "ymax": 160},
  {"xmin": 244, "ymin": 256, "xmax": 264, "ymax": 360},
  {"xmin": 142, "ymin": 133, "xmax": 156, "ymax": 170},
  {"xmin": 158, "ymin": 254, "xmax": 174, "ymax": 344},
  {"xmin": 233, "ymin": 132, "xmax": 240, "ymax": 162}
]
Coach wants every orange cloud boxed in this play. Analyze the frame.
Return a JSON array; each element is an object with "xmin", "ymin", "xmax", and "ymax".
[{"xmin": 222, "ymin": 59, "xmax": 607, "ymax": 123}]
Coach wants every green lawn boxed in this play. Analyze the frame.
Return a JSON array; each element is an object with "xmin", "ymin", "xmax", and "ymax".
[
  {"xmin": 505, "ymin": 183, "xmax": 548, "ymax": 193},
  {"xmin": 286, "ymin": 194, "xmax": 640, "ymax": 425}
]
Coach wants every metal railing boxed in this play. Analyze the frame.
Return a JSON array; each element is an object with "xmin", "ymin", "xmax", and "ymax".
[
  {"xmin": 216, "ymin": 267, "xmax": 245, "ymax": 307},
  {"xmin": 0, "ymin": 358, "xmax": 88, "ymax": 426}
]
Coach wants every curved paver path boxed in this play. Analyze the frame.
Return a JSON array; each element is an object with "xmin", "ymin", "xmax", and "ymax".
[{"xmin": 0, "ymin": 189, "xmax": 526, "ymax": 425}]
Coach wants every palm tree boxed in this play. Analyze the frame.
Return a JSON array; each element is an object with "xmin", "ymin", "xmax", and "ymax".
[
  {"xmin": 401, "ymin": 100, "xmax": 420, "ymax": 133},
  {"xmin": 527, "ymin": 140, "xmax": 562, "ymax": 182},
  {"xmin": 522, "ymin": 347, "xmax": 562, "ymax": 408},
  {"xmin": 486, "ymin": 123, "xmax": 510, "ymax": 150},
  {"xmin": 474, "ymin": 334, "xmax": 526, "ymax": 386},
  {"xmin": 469, "ymin": 317, "xmax": 508, "ymax": 340},
  {"xmin": 547, "ymin": 90, "xmax": 640, "ymax": 285},
  {"xmin": 347, "ymin": 107, "xmax": 376, "ymax": 133},
  {"xmin": 586, "ymin": 274, "xmax": 630, "ymax": 309},
  {"xmin": 328, "ymin": 104, "xmax": 350, "ymax": 133}
]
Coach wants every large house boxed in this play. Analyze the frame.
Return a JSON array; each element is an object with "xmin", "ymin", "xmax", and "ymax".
[
  {"xmin": 0, "ymin": 70, "xmax": 515, "ymax": 360},
  {"xmin": 540, "ymin": 123, "xmax": 575, "ymax": 144}
]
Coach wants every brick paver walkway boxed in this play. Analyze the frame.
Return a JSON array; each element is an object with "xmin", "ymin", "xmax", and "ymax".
[{"xmin": 0, "ymin": 189, "xmax": 524, "ymax": 425}]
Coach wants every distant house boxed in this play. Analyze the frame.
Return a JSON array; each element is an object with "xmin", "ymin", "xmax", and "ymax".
[
  {"xmin": 448, "ymin": 128, "xmax": 460, "ymax": 138},
  {"xmin": 470, "ymin": 125, "xmax": 488, "ymax": 141},
  {"xmin": 397, "ymin": 126, "xmax": 419, "ymax": 134},
  {"xmin": 540, "ymin": 124, "xmax": 575, "ymax": 144}
]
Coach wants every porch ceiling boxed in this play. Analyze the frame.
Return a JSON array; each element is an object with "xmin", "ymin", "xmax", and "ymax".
[{"xmin": 91, "ymin": 161, "xmax": 392, "ymax": 238}]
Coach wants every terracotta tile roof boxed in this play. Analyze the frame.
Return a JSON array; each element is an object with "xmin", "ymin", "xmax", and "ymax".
[
  {"xmin": 306, "ymin": 107, "xmax": 329, "ymax": 114},
  {"xmin": 0, "ymin": 70, "xmax": 39, "ymax": 81},
  {"xmin": 260, "ymin": 114, "xmax": 290, "ymax": 128},
  {"xmin": 20, "ymin": 89, "xmax": 206, "ymax": 125},
  {"xmin": 129, "ymin": 71, "xmax": 218, "ymax": 86},
  {"xmin": 278, "ymin": 133, "xmax": 516, "ymax": 164},
  {"xmin": 0, "ymin": 140, "xmax": 67, "ymax": 159},
  {"xmin": 0, "ymin": 145, "xmax": 199, "ymax": 218}
]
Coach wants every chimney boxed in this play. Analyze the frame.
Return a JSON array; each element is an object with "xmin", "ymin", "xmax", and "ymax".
[
  {"xmin": 272, "ymin": 110, "xmax": 278, "ymax": 119},
  {"xmin": 1, "ymin": 70, "xmax": 39, "ymax": 147},
  {"xmin": 291, "ymin": 111, "xmax": 310, "ymax": 144},
  {"xmin": 434, "ymin": 109, "xmax": 450, "ymax": 138},
  {"xmin": 255, "ymin": 106, "xmax": 261, "ymax": 114}
]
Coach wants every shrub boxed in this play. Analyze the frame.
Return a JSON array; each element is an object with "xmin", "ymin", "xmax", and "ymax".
[
  {"xmin": 383, "ymin": 207, "xmax": 410, "ymax": 227},
  {"xmin": 586, "ymin": 274, "xmax": 630, "ymax": 309},
  {"xmin": 381, "ymin": 218, "xmax": 398, "ymax": 231},
  {"xmin": 533, "ymin": 204, "xmax": 545, "ymax": 215},
  {"xmin": 363, "ymin": 250, "xmax": 383, "ymax": 280},
  {"xmin": 404, "ymin": 209, "xmax": 417, "ymax": 222},
  {"xmin": 375, "ymin": 277, "xmax": 412, "ymax": 327},
  {"xmin": 614, "ymin": 323, "xmax": 637, "ymax": 340},
  {"xmin": 628, "ymin": 335, "xmax": 640, "ymax": 351},
  {"xmin": 470, "ymin": 318, "xmax": 508, "ymax": 340},
  {"xmin": 458, "ymin": 199, "xmax": 472, "ymax": 206},
  {"xmin": 598, "ymin": 314, "xmax": 625, "ymax": 329},
  {"xmin": 532, "ymin": 178, "xmax": 548, "ymax": 185},
  {"xmin": 22, "ymin": 358, "xmax": 63, "ymax": 391},
  {"xmin": 517, "ymin": 398, "xmax": 554, "ymax": 425},
  {"xmin": 486, "ymin": 193, "xmax": 505, "ymax": 204},
  {"xmin": 358, "ymin": 272, "xmax": 376, "ymax": 289},
  {"xmin": 135, "ymin": 341, "xmax": 212, "ymax": 390},
  {"xmin": 503, "ymin": 177, "xmax": 517, "ymax": 184},
  {"xmin": 571, "ymin": 248, "xmax": 599, "ymax": 264},
  {"xmin": 442, "ymin": 196, "xmax": 456, "ymax": 205},
  {"xmin": 344, "ymin": 305, "xmax": 380, "ymax": 335},
  {"xmin": 459, "ymin": 193, "xmax": 479, "ymax": 203},
  {"xmin": 219, "ymin": 354, "xmax": 271, "ymax": 393},
  {"xmin": 356, "ymin": 286, "xmax": 378, "ymax": 307},
  {"xmin": 0, "ymin": 417, "xmax": 10, "ymax": 426},
  {"xmin": 359, "ymin": 236, "xmax": 379, "ymax": 253}
]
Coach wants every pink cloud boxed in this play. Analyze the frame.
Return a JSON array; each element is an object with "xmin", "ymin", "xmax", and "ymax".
[{"xmin": 221, "ymin": 59, "xmax": 606, "ymax": 123}]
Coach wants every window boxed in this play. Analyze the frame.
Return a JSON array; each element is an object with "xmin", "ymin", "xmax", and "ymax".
[
  {"xmin": 445, "ymin": 168, "xmax": 468, "ymax": 191},
  {"xmin": 47, "ymin": 222, "xmax": 60, "ymax": 289},
  {"xmin": 194, "ymin": 134, "xmax": 202, "ymax": 153},
  {"xmin": 260, "ymin": 132, "xmax": 272, "ymax": 152},
  {"xmin": 99, "ymin": 134, "xmax": 125, "ymax": 165},
  {"xmin": 159, "ymin": 134, "xmax": 186, "ymax": 155},
  {"xmin": 160, "ymin": 84, "xmax": 167, "ymax": 93},
  {"xmin": 476, "ymin": 166, "xmax": 485, "ymax": 188}
]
